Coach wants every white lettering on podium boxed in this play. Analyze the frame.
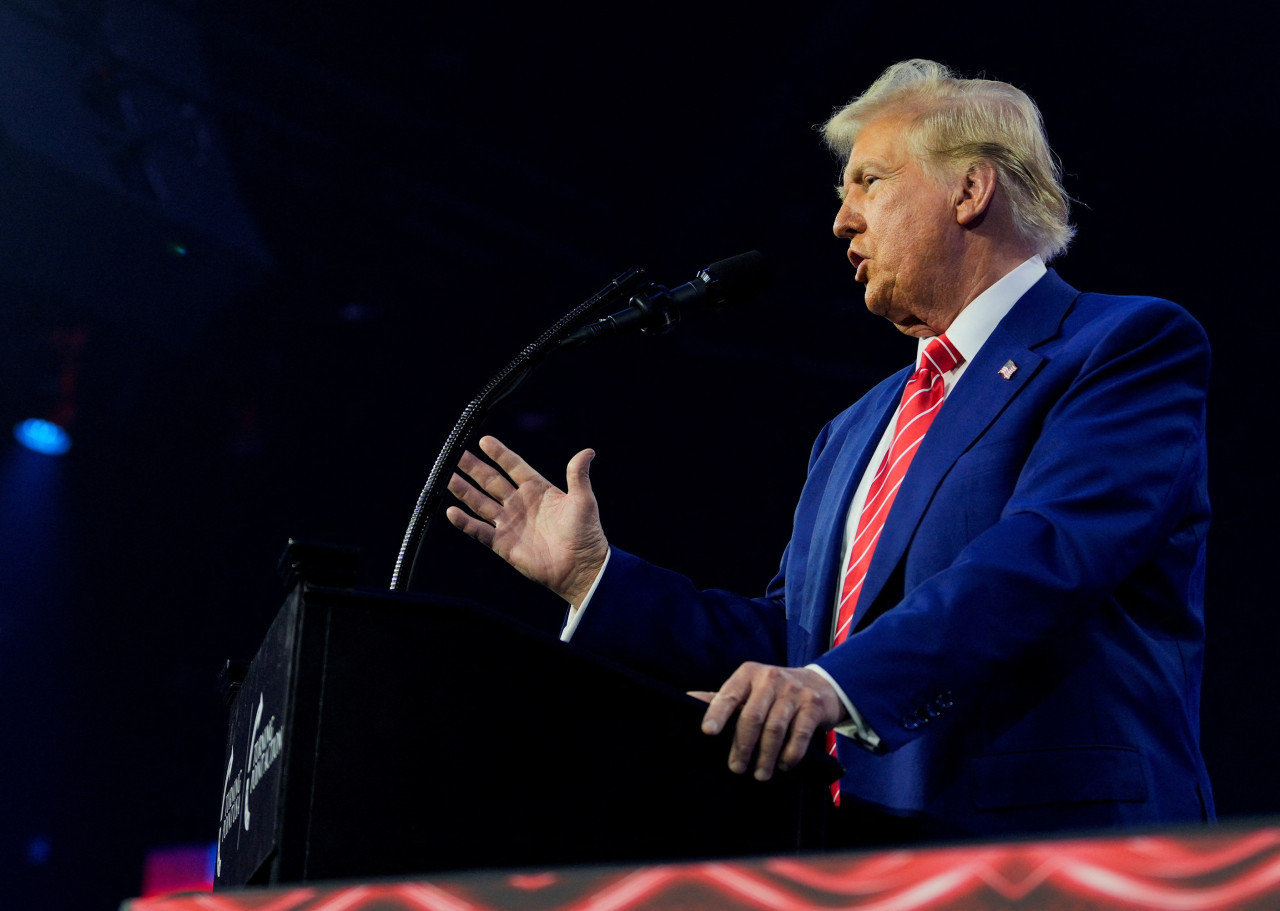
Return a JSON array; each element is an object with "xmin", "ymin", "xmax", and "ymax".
[{"xmin": 242, "ymin": 693, "xmax": 285, "ymax": 833}]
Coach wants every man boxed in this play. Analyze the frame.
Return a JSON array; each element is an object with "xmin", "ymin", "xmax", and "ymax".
[{"xmin": 446, "ymin": 60, "xmax": 1214, "ymax": 842}]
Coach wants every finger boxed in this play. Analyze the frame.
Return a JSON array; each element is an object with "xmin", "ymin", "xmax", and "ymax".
[
  {"xmin": 565, "ymin": 448, "xmax": 596, "ymax": 499},
  {"xmin": 751, "ymin": 695, "xmax": 798, "ymax": 781},
  {"xmin": 458, "ymin": 450, "xmax": 517, "ymax": 501},
  {"xmin": 687, "ymin": 691, "xmax": 717, "ymax": 704},
  {"xmin": 700, "ymin": 670, "xmax": 749, "ymax": 737},
  {"xmin": 728, "ymin": 683, "xmax": 772, "ymax": 777},
  {"xmin": 447, "ymin": 472, "xmax": 502, "ymax": 523},
  {"xmin": 445, "ymin": 505, "xmax": 495, "ymax": 549},
  {"xmin": 700, "ymin": 663, "xmax": 764, "ymax": 775},
  {"xmin": 479, "ymin": 436, "xmax": 543, "ymax": 487},
  {"xmin": 777, "ymin": 693, "xmax": 823, "ymax": 773}
]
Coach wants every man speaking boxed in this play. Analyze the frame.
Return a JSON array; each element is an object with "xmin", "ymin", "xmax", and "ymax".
[{"xmin": 446, "ymin": 59, "xmax": 1214, "ymax": 844}]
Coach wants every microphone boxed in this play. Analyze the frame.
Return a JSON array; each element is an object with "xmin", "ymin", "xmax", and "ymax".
[{"xmin": 560, "ymin": 251, "xmax": 769, "ymax": 348}]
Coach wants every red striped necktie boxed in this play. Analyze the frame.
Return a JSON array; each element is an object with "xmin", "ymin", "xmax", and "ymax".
[{"xmin": 826, "ymin": 333, "xmax": 963, "ymax": 804}]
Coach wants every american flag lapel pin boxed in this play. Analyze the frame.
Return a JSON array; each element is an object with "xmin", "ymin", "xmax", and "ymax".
[{"xmin": 998, "ymin": 360, "xmax": 1018, "ymax": 380}]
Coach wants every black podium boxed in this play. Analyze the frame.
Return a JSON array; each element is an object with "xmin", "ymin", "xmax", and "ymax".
[{"xmin": 214, "ymin": 578, "xmax": 839, "ymax": 888}]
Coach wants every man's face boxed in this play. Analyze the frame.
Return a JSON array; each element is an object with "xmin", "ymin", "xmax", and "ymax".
[{"xmin": 832, "ymin": 115, "xmax": 964, "ymax": 338}]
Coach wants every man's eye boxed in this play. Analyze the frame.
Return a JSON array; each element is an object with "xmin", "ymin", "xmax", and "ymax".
[{"xmin": 864, "ymin": 175, "xmax": 879, "ymax": 187}]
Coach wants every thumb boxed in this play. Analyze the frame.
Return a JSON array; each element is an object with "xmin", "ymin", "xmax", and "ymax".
[{"xmin": 566, "ymin": 448, "xmax": 596, "ymax": 497}]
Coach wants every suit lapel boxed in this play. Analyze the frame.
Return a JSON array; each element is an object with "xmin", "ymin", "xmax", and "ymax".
[
  {"xmin": 801, "ymin": 374, "xmax": 904, "ymax": 656},
  {"xmin": 849, "ymin": 270, "xmax": 1080, "ymax": 630}
]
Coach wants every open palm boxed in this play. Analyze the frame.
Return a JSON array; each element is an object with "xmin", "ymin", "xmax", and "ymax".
[{"xmin": 446, "ymin": 436, "xmax": 609, "ymax": 605}]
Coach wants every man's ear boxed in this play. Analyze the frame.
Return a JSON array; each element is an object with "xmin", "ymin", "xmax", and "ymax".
[{"xmin": 955, "ymin": 161, "xmax": 997, "ymax": 226}]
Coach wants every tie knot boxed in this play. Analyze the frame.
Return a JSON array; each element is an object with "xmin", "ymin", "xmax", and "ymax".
[{"xmin": 922, "ymin": 335, "xmax": 963, "ymax": 377}]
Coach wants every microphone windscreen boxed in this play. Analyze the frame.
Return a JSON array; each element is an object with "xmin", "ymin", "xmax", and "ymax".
[{"xmin": 702, "ymin": 251, "xmax": 770, "ymax": 303}]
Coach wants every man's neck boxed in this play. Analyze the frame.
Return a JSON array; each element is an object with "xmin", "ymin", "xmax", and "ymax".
[{"xmin": 940, "ymin": 242, "xmax": 1040, "ymax": 331}]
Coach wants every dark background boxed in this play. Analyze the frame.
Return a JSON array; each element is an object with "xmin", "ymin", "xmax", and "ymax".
[{"xmin": 0, "ymin": 2, "xmax": 1274, "ymax": 907}]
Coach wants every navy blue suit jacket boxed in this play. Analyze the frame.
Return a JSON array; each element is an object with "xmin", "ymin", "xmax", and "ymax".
[{"xmin": 572, "ymin": 270, "xmax": 1214, "ymax": 838}]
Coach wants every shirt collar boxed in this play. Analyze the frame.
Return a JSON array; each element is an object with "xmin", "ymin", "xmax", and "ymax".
[{"xmin": 916, "ymin": 255, "xmax": 1047, "ymax": 368}]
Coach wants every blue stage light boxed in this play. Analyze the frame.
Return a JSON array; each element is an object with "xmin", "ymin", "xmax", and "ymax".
[{"xmin": 14, "ymin": 419, "xmax": 72, "ymax": 456}]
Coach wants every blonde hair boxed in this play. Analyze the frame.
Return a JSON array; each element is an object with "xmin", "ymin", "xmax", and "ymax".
[{"xmin": 824, "ymin": 59, "xmax": 1074, "ymax": 261}]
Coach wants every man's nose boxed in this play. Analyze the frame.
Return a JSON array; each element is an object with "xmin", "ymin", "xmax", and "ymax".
[{"xmin": 833, "ymin": 199, "xmax": 864, "ymax": 239}]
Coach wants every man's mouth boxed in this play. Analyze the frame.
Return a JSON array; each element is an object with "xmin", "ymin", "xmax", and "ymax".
[{"xmin": 849, "ymin": 253, "xmax": 869, "ymax": 283}]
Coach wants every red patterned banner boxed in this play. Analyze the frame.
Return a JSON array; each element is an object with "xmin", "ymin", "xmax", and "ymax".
[{"xmin": 124, "ymin": 822, "xmax": 1280, "ymax": 911}]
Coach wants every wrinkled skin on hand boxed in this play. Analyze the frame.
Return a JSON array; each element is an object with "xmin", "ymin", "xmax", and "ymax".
[
  {"xmin": 446, "ymin": 435, "xmax": 609, "ymax": 607},
  {"xmin": 692, "ymin": 662, "xmax": 847, "ymax": 781}
]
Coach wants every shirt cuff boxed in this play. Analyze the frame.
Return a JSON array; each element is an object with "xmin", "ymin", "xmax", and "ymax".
[
  {"xmin": 559, "ymin": 549, "xmax": 611, "ymax": 642},
  {"xmin": 805, "ymin": 663, "xmax": 881, "ymax": 750}
]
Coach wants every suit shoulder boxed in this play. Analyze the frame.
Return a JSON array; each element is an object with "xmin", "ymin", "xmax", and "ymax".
[
  {"xmin": 1065, "ymin": 290, "xmax": 1209, "ymax": 349},
  {"xmin": 1051, "ymin": 289, "xmax": 1212, "ymax": 391}
]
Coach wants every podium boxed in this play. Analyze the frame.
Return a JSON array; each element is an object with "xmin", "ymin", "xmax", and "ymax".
[{"xmin": 214, "ymin": 573, "xmax": 840, "ymax": 887}]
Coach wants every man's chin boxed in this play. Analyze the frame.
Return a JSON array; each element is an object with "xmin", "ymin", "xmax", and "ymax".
[{"xmin": 894, "ymin": 322, "xmax": 937, "ymax": 339}]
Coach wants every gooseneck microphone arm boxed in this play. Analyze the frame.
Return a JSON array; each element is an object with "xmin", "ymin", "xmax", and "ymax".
[
  {"xmin": 389, "ymin": 251, "xmax": 769, "ymax": 593},
  {"xmin": 389, "ymin": 266, "xmax": 647, "ymax": 592}
]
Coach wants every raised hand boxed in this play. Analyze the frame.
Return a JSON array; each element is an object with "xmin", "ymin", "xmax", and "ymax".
[{"xmin": 446, "ymin": 436, "xmax": 609, "ymax": 606}]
